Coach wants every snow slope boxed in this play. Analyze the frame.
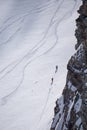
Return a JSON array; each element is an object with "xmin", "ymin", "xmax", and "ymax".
[{"xmin": 0, "ymin": 0, "xmax": 81, "ymax": 130}]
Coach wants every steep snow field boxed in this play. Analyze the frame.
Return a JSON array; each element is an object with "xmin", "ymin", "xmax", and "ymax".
[{"xmin": 0, "ymin": 0, "xmax": 81, "ymax": 130}]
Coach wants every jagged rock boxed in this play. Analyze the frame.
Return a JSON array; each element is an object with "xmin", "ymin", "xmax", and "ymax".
[{"xmin": 50, "ymin": 0, "xmax": 87, "ymax": 130}]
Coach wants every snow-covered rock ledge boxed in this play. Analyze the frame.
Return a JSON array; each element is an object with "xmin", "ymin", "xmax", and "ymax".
[{"xmin": 50, "ymin": 0, "xmax": 87, "ymax": 129}]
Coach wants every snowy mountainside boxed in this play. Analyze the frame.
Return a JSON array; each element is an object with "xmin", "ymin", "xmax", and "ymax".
[{"xmin": 0, "ymin": 0, "xmax": 81, "ymax": 130}]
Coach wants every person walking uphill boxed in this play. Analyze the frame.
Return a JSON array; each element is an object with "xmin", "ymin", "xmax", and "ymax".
[
  {"xmin": 55, "ymin": 65, "xmax": 58, "ymax": 73},
  {"xmin": 51, "ymin": 77, "xmax": 54, "ymax": 85}
]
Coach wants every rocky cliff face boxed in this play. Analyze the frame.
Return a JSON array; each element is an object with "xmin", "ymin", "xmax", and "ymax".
[{"xmin": 50, "ymin": 0, "xmax": 87, "ymax": 130}]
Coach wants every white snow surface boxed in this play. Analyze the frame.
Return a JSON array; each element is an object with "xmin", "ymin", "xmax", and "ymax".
[{"xmin": 0, "ymin": 0, "xmax": 81, "ymax": 130}]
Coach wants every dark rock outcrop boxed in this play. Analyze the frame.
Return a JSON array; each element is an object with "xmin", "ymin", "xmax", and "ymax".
[{"xmin": 50, "ymin": 0, "xmax": 87, "ymax": 130}]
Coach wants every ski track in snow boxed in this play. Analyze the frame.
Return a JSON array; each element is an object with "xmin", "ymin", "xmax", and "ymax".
[
  {"xmin": 0, "ymin": 0, "xmax": 81, "ymax": 130},
  {"xmin": 1, "ymin": 0, "xmax": 78, "ymax": 104},
  {"xmin": 0, "ymin": 0, "xmax": 79, "ymax": 113}
]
